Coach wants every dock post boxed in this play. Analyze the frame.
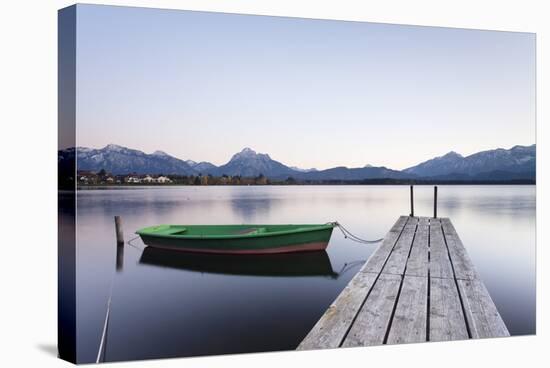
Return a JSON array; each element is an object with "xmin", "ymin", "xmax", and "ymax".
[
  {"xmin": 114, "ymin": 216, "xmax": 124, "ymax": 245},
  {"xmin": 410, "ymin": 185, "xmax": 414, "ymax": 217},
  {"xmin": 433, "ymin": 186, "xmax": 438, "ymax": 218}
]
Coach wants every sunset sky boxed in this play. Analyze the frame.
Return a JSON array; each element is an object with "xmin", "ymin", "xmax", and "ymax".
[{"xmin": 73, "ymin": 4, "xmax": 535, "ymax": 170}]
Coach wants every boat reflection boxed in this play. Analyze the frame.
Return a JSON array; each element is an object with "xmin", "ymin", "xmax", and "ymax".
[{"xmin": 139, "ymin": 247, "xmax": 338, "ymax": 278}]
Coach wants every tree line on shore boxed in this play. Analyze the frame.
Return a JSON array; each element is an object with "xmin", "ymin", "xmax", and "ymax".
[{"xmin": 73, "ymin": 169, "xmax": 534, "ymax": 187}]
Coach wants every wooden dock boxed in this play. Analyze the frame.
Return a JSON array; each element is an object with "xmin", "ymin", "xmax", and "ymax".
[{"xmin": 298, "ymin": 216, "xmax": 509, "ymax": 350}]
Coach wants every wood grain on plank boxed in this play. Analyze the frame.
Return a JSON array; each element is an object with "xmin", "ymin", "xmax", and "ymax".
[
  {"xmin": 297, "ymin": 272, "xmax": 379, "ymax": 350},
  {"xmin": 362, "ymin": 217, "xmax": 409, "ymax": 274},
  {"xmin": 429, "ymin": 222, "xmax": 454, "ymax": 279},
  {"xmin": 441, "ymin": 218, "xmax": 477, "ymax": 280},
  {"xmin": 406, "ymin": 224, "xmax": 429, "ymax": 278},
  {"xmin": 439, "ymin": 217, "xmax": 456, "ymax": 234},
  {"xmin": 457, "ymin": 279, "xmax": 510, "ymax": 338},
  {"xmin": 387, "ymin": 275, "xmax": 428, "ymax": 344},
  {"xmin": 429, "ymin": 277, "xmax": 469, "ymax": 341},
  {"xmin": 342, "ymin": 274, "xmax": 402, "ymax": 347},
  {"xmin": 390, "ymin": 216, "xmax": 409, "ymax": 233},
  {"xmin": 381, "ymin": 219, "xmax": 418, "ymax": 275},
  {"xmin": 418, "ymin": 217, "xmax": 430, "ymax": 226}
]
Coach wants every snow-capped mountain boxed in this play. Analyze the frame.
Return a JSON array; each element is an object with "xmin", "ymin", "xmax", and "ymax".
[
  {"xmin": 72, "ymin": 144, "xmax": 196, "ymax": 175},
  {"xmin": 152, "ymin": 150, "xmax": 170, "ymax": 157},
  {"xmin": 290, "ymin": 166, "xmax": 318, "ymax": 173},
  {"xmin": 404, "ymin": 145, "xmax": 535, "ymax": 178},
  {"xmin": 58, "ymin": 143, "xmax": 536, "ymax": 181},
  {"xmin": 211, "ymin": 148, "xmax": 297, "ymax": 178}
]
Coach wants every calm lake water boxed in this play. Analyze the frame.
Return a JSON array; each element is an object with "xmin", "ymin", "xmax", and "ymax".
[{"xmin": 72, "ymin": 185, "xmax": 535, "ymax": 363}]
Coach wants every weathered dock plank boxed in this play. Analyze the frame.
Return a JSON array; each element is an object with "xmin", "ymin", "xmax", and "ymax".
[
  {"xmin": 381, "ymin": 221, "xmax": 417, "ymax": 275},
  {"xmin": 386, "ymin": 275, "xmax": 428, "ymax": 344},
  {"xmin": 441, "ymin": 218, "xmax": 477, "ymax": 280},
  {"xmin": 342, "ymin": 273, "xmax": 402, "ymax": 347},
  {"xmin": 429, "ymin": 222, "xmax": 454, "ymax": 279},
  {"xmin": 362, "ymin": 216, "xmax": 408, "ymax": 274},
  {"xmin": 418, "ymin": 217, "xmax": 430, "ymax": 226},
  {"xmin": 440, "ymin": 217, "xmax": 456, "ymax": 235},
  {"xmin": 390, "ymin": 215, "xmax": 409, "ymax": 232},
  {"xmin": 405, "ymin": 224, "xmax": 429, "ymax": 278},
  {"xmin": 297, "ymin": 272, "xmax": 379, "ymax": 350},
  {"xmin": 429, "ymin": 276, "xmax": 469, "ymax": 341},
  {"xmin": 298, "ymin": 216, "xmax": 508, "ymax": 351},
  {"xmin": 457, "ymin": 279, "xmax": 510, "ymax": 338}
]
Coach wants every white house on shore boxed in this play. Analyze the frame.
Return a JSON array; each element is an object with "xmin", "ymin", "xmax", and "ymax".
[
  {"xmin": 156, "ymin": 176, "xmax": 172, "ymax": 184},
  {"xmin": 124, "ymin": 175, "xmax": 172, "ymax": 184},
  {"xmin": 142, "ymin": 175, "xmax": 156, "ymax": 183},
  {"xmin": 126, "ymin": 176, "xmax": 141, "ymax": 183}
]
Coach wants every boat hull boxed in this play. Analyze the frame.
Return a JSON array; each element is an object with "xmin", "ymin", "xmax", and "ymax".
[
  {"xmin": 136, "ymin": 224, "xmax": 334, "ymax": 254},
  {"xmin": 139, "ymin": 239, "xmax": 330, "ymax": 254}
]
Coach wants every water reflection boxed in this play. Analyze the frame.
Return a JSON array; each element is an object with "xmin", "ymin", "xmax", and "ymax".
[
  {"xmin": 230, "ymin": 197, "xmax": 273, "ymax": 220},
  {"xmin": 139, "ymin": 247, "xmax": 338, "ymax": 278},
  {"xmin": 77, "ymin": 192, "xmax": 216, "ymax": 218},
  {"xmin": 58, "ymin": 191, "xmax": 76, "ymax": 362},
  {"xmin": 440, "ymin": 195, "xmax": 535, "ymax": 215},
  {"xmin": 410, "ymin": 185, "xmax": 536, "ymax": 221},
  {"xmin": 116, "ymin": 243, "xmax": 124, "ymax": 272},
  {"xmin": 74, "ymin": 185, "xmax": 535, "ymax": 363}
]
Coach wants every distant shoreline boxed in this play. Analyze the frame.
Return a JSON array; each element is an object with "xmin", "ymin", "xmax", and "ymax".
[{"xmin": 75, "ymin": 181, "xmax": 535, "ymax": 190}]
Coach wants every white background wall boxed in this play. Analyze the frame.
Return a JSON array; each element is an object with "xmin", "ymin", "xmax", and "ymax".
[{"xmin": 0, "ymin": 1, "xmax": 547, "ymax": 367}]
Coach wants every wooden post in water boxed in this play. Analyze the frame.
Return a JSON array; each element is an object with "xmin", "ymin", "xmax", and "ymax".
[
  {"xmin": 433, "ymin": 186, "xmax": 438, "ymax": 218},
  {"xmin": 409, "ymin": 185, "xmax": 414, "ymax": 217},
  {"xmin": 114, "ymin": 216, "xmax": 124, "ymax": 245}
]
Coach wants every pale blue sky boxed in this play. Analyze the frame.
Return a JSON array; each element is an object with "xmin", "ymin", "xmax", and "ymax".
[{"xmin": 74, "ymin": 4, "xmax": 535, "ymax": 170}]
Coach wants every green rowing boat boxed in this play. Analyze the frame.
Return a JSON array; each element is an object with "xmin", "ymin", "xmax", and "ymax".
[{"xmin": 136, "ymin": 223, "xmax": 335, "ymax": 254}]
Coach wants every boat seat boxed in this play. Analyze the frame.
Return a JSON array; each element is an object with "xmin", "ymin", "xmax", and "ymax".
[
  {"xmin": 234, "ymin": 227, "xmax": 266, "ymax": 235},
  {"xmin": 164, "ymin": 227, "xmax": 187, "ymax": 235}
]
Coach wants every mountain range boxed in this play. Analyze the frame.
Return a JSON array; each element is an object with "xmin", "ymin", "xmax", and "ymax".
[
  {"xmin": 59, "ymin": 143, "xmax": 536, "ymax": 182},
  {"xmin": 404, "ymin": 145, "xmax": 535, "ymax": 178}
]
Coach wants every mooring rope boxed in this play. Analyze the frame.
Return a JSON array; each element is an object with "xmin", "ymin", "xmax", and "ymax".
[
  {"xmin": 331, "ymin": 221, "xmax": 384, "ymax": 244},
  {"xmin": 127, "ymin": 235, "xmax": 145, "ymax": 251},
  {"xmin": 336, "ymin": 259, "xmax": 366, "ymax": 277}
]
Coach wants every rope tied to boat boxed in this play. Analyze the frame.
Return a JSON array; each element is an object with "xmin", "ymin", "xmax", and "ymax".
[
  {"xmin": 331, "ymin": 221, "xmax": 384, "ymax": 244},
  {"xmin": 127, "ymin": 235, "xmax": 145, "ymax": 250}
]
